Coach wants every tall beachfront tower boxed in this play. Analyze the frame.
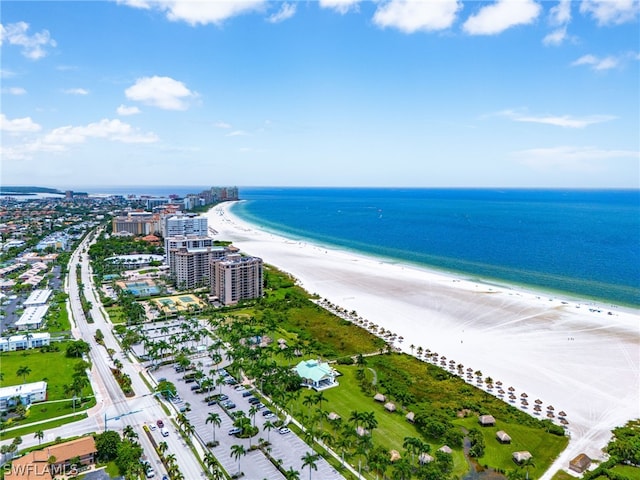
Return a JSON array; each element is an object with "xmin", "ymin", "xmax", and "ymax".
[{"xmin": 210, "ymin": 254, "xmax": 263, "ymax": 306}]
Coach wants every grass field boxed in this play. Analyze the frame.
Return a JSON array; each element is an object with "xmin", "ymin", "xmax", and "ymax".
[
  {"xmin": 0, "ymin": 414, "xmax": 88, "ymax": 441},
  {"xmin": 612, "ymin": 465, "xmax": 640, "ymax": 479},
  {"xmin": 0, "ymin": 343, "xmax": 95, "ymax": 428},
  {"xmin": 105, "ymin": 305, "xmax": 127, "ymax": 324}
]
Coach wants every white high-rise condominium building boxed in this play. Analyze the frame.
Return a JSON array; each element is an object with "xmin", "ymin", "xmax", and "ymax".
[
  {"xmin": 164, "ymin": 214, "xmax": 208, "ymax": 238},
  {"xmin": 210, "ymin": 254, "xmax": 263, "ymax": 305}
]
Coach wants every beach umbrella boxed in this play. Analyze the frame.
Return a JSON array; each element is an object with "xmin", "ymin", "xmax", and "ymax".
[
  {"xmin": 534, "ymin": 399, "xmax": 542, "ymax": 405},
  {"xmin": 498, "ymin": 389, "xmax": 505, "ymax": 395},
  {"xmin": 496, "ymin": 381, "xmax": 503, "ymax": 386},
  {"xmin": 508, "ymin": 386, "xmax": 515, "ymax": 392},
  {"xmin": 467, "ymin": 367, "xmax": 473, "ymax": 373},
  {"xmin": 560, "ymin": 418, "xmax": 569, "ymax": 425},
  {"xmin": 547, "ymin": 412, "xmax": 555, "ymax": 418},
  {"xmin": 521, "ymin": 392, "xmax": 528, "ymax": 398},
  {"xmin": 558, "ymin": 411, "xmax": 567, "ymax": 417},
  {"xmin": 547, "ymin": 405, "xmax": 555, "ymax": 411},
  {"xmin": 521, "ymin": 400, "xmax": 528, "ymax": 406}
]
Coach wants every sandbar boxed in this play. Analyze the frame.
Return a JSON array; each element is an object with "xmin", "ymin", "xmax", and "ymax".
[{"xmin": 205, "ymin": 201, "xmax": 640, "ymax": 479}]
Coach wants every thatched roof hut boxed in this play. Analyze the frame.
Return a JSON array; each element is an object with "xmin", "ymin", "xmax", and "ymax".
[
  {"xmin": 373, "ymin": 393, "xmax": 386, "ymax": 402},
  {"xmin": 405, "ymin": 411, "xmax": 415, "ymax": 423},
  {"xmin": 438, "ymin": 445, "xmax": 453, "ymax": 454},
  {"xmin": 389, "ymin": 450, "xmax": 401, "ymax": 462},
  {"xmin": 479, "ymin": 414, "xmax": 496, "ymax": 426},
  {"xmin": 513, "ymin": 451, "xmax": 532, "ymax": 464},
  {"xmin": 418, "ymin": 453, "xmax": 434, "ymax": 465},
  {"xmin": 384, "ymin": 402, "xmax": 396, "ymax": 412},
  {"xmin": 496, "ymin": 431, "xmax": 511, "ymax": 444},
  {"xmin": 327, "ymin": 412, "xmax": 341, "ymax": 421},
  {"xmin": 355, "ymin": 426, "xmax": 368, "ymax": 436},
  {"xmin": 569, "ymin": 453, "xmax": 591, "ymax": 473}
]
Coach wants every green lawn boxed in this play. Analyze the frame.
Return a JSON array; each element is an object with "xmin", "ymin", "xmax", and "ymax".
[
  {"xmin": 612, "ymin": 465, "xmax": 640, "ymax": 480},
  {"xmin": 550, "ymin": 470, "xmax": 575, "ymax": 480},
  {"xmin": 0, "ymin": 414, "xmax": 88, "ymax": 441},
  {"xmin": 455, "ymin": 416, "xmax": 568, "ymax": 477},
  {"xmin": 105, "ymin": 305, "xmax": 127, "ymax": 324},
  {"xmin": 0, "ymin": 343, "xmax": 95, "ymax": 428},
  {"xmin": 292, "ymin": 365, "xmax": 469, "ymax": 478}
]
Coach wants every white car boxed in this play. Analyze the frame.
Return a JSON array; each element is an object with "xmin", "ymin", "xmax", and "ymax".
[
  {"xmin": 149, "ymin": 424, "xmax": 156, "ymax": 431},
  {"xmin": 278, "ymin": 427, "xmax": 291, "ymax": 434}
]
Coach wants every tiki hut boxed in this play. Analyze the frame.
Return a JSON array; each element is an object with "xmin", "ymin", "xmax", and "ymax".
[
  {"xmin": 418, "ymin": 453, "xmax": 434, "ymax": 465},
  {"xmin": 356, "ymin": 426, "xmax": 368, "ymax": 437},
  {"xmin": 438, "ymin": 445, "xmax": 453, "ymax": 454},
  {"xmin": 513, "ymin": 451, "xmax": 532, "ymax": 464},
  {"xmin": 390, "ymin": 450, "xmax": 401, "ymax": 462},
  {"xmin": 479, "ymin": 414, "xmax": 496, "ymax": 427},
  {"xmin": 384, "ymin": 402, "xmax": 396, "ymax": 412},
  {"xmin": 327, "ymin": 412, "xmax": 341, "ymax": 421},
  {"xmin": 405, "ymin": 411, "xmax": 415, "ymax": 423},
  {"xmin": 496, "ymin": 431, "xmax": 512, "ymax": 444},
  {"xmin": 373, "ymin": 393, "xmax": 386, "ymax": 403},
  {"xmin": 569, "ymin": 453, "xmax": 591, "ymax": 474}
]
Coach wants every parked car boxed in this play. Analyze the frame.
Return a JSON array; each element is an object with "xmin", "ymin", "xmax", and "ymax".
[
  {"xmin": 218, "ymin": 394, "xmax": 229, "ymax": 401},
  {"xmin": 207, "ymin": 400, "xmax": 217, "ymax": 406},
  {"xmin": 278, "ymin": 427, "xmax": 291, "ymax": 434},
  {"xmin": 228, "ymin": 427, "xmax": 242, "ymax": 435},
  {"xmin": 256, "ymin": 403, "xmax": 265, "ymax": 410},
  {"xmin": 149, "ymin": 423, "xmax": 157, "ymax": 430},
  {"xmin": 247, "ymin": 397, "xmax": 259, "ymax": 404},
  {"xmin": 264, "ymin": 412, "xmax": 276, "ymax": 419},
  {"xmin": 262, "ymin": 410, "xmax": 273, "ymax": 416},
  {"xmin": 234, "ymin": 385, "xmax": 245, "ymax": 392},
  {"xmin": 156, "ymin": 419, "xmax": 164, "ymax": 428},
  {"xmin": 222, "ymin": 401, "xmax": 236, "ymax": 409},
  {"xmin": 241, "ymin": 391, "xmax": 253, "ymax": 397}
]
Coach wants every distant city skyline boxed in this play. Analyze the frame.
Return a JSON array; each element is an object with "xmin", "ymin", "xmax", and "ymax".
[{"xmin": 1, "ymin": 0, "xmax": 639, "ymax": 188}]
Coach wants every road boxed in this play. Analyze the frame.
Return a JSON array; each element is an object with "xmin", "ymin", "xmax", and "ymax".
[{"xmin": 2, "ymin": 229, "xmax": 206, "ymax": 480}]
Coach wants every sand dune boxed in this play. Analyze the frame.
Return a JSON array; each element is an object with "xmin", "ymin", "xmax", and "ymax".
[{"xmin": 205, "ymin": 202, "xmax": 640, "ymax": 478}]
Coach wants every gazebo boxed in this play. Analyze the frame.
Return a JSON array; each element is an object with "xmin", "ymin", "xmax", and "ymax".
[
  {"xmin": 438, "ymin": 445, "xmax": 453, "ymax": 454},
  {"xmin": 496, "ymin": 431, "xmax": 512, "ymax": 444},
  {"xmin": 418, "ymin": 453, "xmax": 434, "ymax": 465},
  {"xmin": 569, "ymin": 453, "xmax": 591, "ymax": 473},
  {"xmin": 479, "ymin": 414, "xmax": 496, "ymax": 426},
  {"xmin": 405, "ymin": 411, "xmax": 415, "ymax": 423},
  {"xmin": 374, "ymin": 393, "xmax": 386, "ymax": 403},
  {"xmin": 513, "ymin": 451, "xmax": 532, "ymax": 464},
  {"xmin": 327, "ymin": 412, "xmax": 341, "ymax": 421},
  {"xmin": 295, "ymin": 359, "xmax": 338, "ymax": 390},
  {"xmin": 384, "ymin": 402, "xmax": 396, "ymax": 412}
]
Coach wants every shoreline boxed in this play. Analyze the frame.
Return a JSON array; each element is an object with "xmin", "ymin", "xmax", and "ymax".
[{"xmin": 205, "ymin": 201, "xmax": 640, "ymax": 478}]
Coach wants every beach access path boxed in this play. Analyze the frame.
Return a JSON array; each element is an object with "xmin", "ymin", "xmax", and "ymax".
[{"xmin": 205, "ymin": 201, "xmax": 640, "ymax": 479}]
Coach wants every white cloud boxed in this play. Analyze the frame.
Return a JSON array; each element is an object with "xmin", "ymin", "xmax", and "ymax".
[
  {"xmin": 463, "ymin": 0, "xmax": 541, "ymax": 35},
  {"xmin": 0, "ymin": 21, "xmax": 56, "ymax": 60},
  {"xmin": 43, "ymin": 119, "xmax": 158, "ymax": 145},
  {"xmin": 0, "ymin": 114, "xmax": 41, "ymax": 133},
  {"xmin": 214, "ymin": 121, "xmax": 232, "ymax": 129},
  {"xmin": 514, "ymin": 146, "xmax": 639, "ymax": 172},
  {"xmin": 373, "ymin": 0, "xmax": 462, "ymax": 32},
  {"xmin": 125, "ymin": 76, "xmax": 196, "ymax": 110},
  {"xmin": 226, "ymin": 130, "xmax": 249, "ymax": 137},
  {"xmin": 571, "ymin": 53, "xmax": 619, "ymax": 70},
  {"xmin": 2, "ymin": 87, "xmax": 27, "ymax": 95},
  {"xmin": 319, "ymin": 0, "xmax": 361, "ymax": 14},
  {"xmin": 63, "ymin": 88, "xmax": 89, "ymax": 95},
  {"xmin": 117, "ymin": 104, "xmax": 141, "ymax": 116},
  {"xmin": 117, "ymin": 0, "xmax": 265, "ymax": 26},
  {"xmin": 268, "ymin": 3, "xmax": 296, "ymax": 23},
  {"xmin": 579, "ymin": 0, "xmax": 639, "ymax": 25},
  {"xmin": 543, "ymin": 0, "xmax": 571, "ymax": 45},
  {"xmin": 498, "ymin": 109, "xmax": 616, "ymax": 128}
]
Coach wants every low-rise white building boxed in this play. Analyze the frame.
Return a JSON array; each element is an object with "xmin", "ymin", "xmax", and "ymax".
[
  {"xmin": 15, "ymin": 305, "xmax": 49, "ymax": 330},
  {"xmin": 0, "ymin": 381, "xmax": 48, "ymax": 412},
  {"xmin": 23, "ymin": 289, "xmax": 52, "ymax": 307},
  {"xmin": 0, "ymin": 332, "xmax": 51, "ymax": 352}
]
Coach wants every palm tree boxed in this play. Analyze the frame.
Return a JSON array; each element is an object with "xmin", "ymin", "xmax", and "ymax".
[
  {"xmin": 249, "ymin": 405, "xmax": 259, "ymax": 427},
  {"xmin": 204, "ymin": 451, "xmax": 218, "ymax": 471},
  {"xmin": 301, "ymin": 452, "xmax": 320, "ymax": 480},
  {"xmin": 263, "ymin": 420, "xmax": 275, "ymax": 443},
  {"xmin": 123, "ymin": 425, "xmax": 138, "ymax": 441},
  {"xmin": 16, "ymin": 365, "xmax": 31, "ymax": 384},
  {"xmin": 206, "ymin": 412, "xmax": 221, "ymax": 445},
  {"xmin": 157, "ymin": 441, "xmax": 168, "ymax": 456},
  {"xmin": 34, "ymin": 430, "xmax": 44, "ymax": 445},
  {"xmin": 230, "ymin": 444, "xmax": 246, "ymax": 476},
  {"xmin": 313, "ymin": 391, "xmax": 327, "ymax": 411},
  {"xmin": 521, "ymin": 456, "xmax": 536, "ymax": 480},
  {"xmin": 284, "ymin": 467, "xmax": 301, "ymax": 480}
]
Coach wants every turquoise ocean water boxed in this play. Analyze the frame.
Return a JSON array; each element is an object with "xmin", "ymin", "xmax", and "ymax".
[{"xmin": 231, "ymin": 188, "xmax": 640, "ymax": 308}]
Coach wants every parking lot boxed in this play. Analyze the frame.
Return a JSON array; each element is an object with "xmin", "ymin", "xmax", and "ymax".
[{"xmin": 152, "ymin": 360, "xmax": 344, "ymax": 479}]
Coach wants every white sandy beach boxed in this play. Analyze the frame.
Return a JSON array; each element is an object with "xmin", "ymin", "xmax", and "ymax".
[{"xmin": 205, "ymin": 201, "xmax": 640, "ymax": 478}]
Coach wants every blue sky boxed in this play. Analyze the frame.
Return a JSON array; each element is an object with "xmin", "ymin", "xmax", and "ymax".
[{"xmin": 1, "ymin": 0, "xmax": 639, "ymax": 188}]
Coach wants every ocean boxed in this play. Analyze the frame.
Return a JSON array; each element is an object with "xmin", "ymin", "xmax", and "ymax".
[{"xmin": 231, "ymin": 188, "xmax": 640, "ymax": 308}]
